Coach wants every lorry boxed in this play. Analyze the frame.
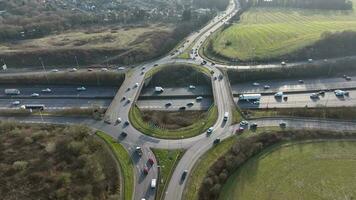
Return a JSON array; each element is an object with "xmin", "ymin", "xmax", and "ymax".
[
  {"xmin": 238, "ymin": 94, "xmax": 261, "ymax": 101},
  {"xmin": 5, "ymin": 89, "xmax": 20, "ymax": 95}
]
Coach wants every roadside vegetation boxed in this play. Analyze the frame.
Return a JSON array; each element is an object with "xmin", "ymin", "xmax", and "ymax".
[
  {"xmin": 0, "ymin": 71, "xmax": 124, "ymax": 86},
  {"xmin": 152, "ymin": 149, "xmax": 185, "ymax": 200},
  {"xmin": 207, "ymin": 0, "xmax": 356, "ymax": 63},
  {"xmin": 0, "ymin": 122, "xmax": 121, "ymax": 200},
  {"xmin": 243, "ymin": 107, "xmax": 356, "ymax": 120},
  {"xmin": 195, "ymin": 129, "xmax": 356, "ymax": 200},
  {"xmin": 129, "ymin": 105, "xmax": 218, "ymax": 139},
  {"xmin": 96, "ymin": 132, "xmax": 134, "ymax": 200},
  {"xmin": 220, "ymin": 140, "xmax": 356, "ymax": 200}
]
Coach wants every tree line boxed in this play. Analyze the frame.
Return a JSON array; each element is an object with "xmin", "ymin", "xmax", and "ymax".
[{"xmin": 198, "ymin": 129, "xmax": 356, "ymax": 200}]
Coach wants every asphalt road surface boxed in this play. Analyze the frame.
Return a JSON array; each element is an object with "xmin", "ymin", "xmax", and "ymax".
[
  {"xmin": 139, "ymin": 86, "xmax": 212, "ymax": 97},
  {"xmin": 237, "ymin": 90, "xmax": 356, "ymax": 109},
  {"xmin": 232, "ymin": 76, "xmax": 356, "ymax": 94},
  {"xmin": 137, "ymin": 98, "xmax": 213, "ymax": 111}
]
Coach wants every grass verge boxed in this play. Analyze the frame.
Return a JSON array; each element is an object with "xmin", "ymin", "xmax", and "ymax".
[
  {"xmin": 144, "ymin": 63, "xmax": 211, "ymax": 79},
  {"xmin": 152, "ymin": 149, "xmax": 185, "ymax": 200},
  {"xmin": 96, "ymin": 131, "xmax": 134, "ymax": 200},
  {"xmin": 129, "ymin": 104, "xmax": 218, "ymax": 139}
]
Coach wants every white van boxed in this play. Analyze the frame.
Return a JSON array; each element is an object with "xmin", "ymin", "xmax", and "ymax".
[
  {"xmin": 223, "ymin": 112, "xmax": 229, "ymax": 121},
  {"xmin": 151, "ymin": 179, "xmax": 157, "ymax": 189}
]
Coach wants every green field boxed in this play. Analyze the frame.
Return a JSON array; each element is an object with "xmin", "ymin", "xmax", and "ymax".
[
  {"xmin": 212, "ymin": 2, "xmax": 356, "ymax": 61},
  {"xmin": 220, "ymin": 141, "xmax": 356, "ymax": 200}
]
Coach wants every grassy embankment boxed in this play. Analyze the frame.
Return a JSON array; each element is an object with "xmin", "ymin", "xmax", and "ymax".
[
  {"xmin": 0, "ymin": 25, "xmax": 174, "ymax": 67},
  {"xmin": 152, "ymin": 149, "xmax": 185, "ymax": 200},
  {"xmin": 129, "ymin": 105, "xmax": 218, "ymax": 139},
  {"xmin": 96, "ymin": 132, "xmax": 134, "ymax": 200},
  {"xmin": 210, "ymin": 1, "xmax": 356, "ymax": 62},
  {"xmin": 220, "ymin": 141, "xmax": 356, "ymax": 200}
]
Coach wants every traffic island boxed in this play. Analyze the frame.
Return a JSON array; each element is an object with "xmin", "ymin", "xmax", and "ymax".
[{"xmin": 129, "ymin": 104, "xmax": 218, "ymax": 139}]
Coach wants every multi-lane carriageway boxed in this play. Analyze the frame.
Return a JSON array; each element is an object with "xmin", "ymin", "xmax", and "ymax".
[{"xmin": 2, "ymin": 0, "xmax": 356, "ymax": 200}]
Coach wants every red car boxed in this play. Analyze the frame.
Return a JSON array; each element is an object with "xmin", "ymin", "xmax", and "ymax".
[
  {"xmin": 143, "ymin": 167, "xmax": 149, "ymax": 175},
  {"xmin": 148, "ymin": 158, "xmax": 154, "ymax": 165}
]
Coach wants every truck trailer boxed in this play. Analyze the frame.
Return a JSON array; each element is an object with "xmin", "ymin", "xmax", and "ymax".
[{"xmin": 238, "ymin": 94, "xmax": 261, "ymax": 101}]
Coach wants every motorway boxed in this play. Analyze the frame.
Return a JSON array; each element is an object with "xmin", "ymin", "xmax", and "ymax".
[
  {"xmin": 2, "ymin": 0, "xmax": 356, "ymax": 199},
  {"xmin": 232, "ymin": 76, "xmax": 356, "ymax": 95},
  {"xmin": 137, "ymin": 98, "xmax": 213, "ymax": 111},
  {"xmin": 237, "ymin": 90, "xmax": 356, "ymax": 109}
]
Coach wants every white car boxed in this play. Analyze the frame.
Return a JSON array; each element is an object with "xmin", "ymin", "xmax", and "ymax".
[
  {"xmin": 334, "ymin": 89, "xmax": 348, "ymax": 96},
  {"xmin": 77, "ymin": 86, "xmax": 86, "ymax": 91},
  {"xmin": 310, "ymin": 93, "xmax": 319, "ymax": 99},
  {"xmin": 252, "ymin": 82, "xmax": 260, "ymax": 86},
  {"xmin": 308, "ymin": 58, "xmax": 313, "ymax": 63},
  {"xmin": 51, "ymin": 69, "xmax": 59, "ymax": 72},
  {"xmin": 12, "ymin": 101, "xmax": 20, "ymax": 105},
  {"xmin": 207, "ymin": 127, "xmax": 213, "ymax": 134},
  {"xmin": 134, "ymin": 83, "xmax": 139, "ymax": 88},
  {"xmin": 196, "ymin": 96, "xmax": 203, "ymax": 101},
  {"xmin": 189, "ymin": 85, "xmax": 196, "ymax": 89},
  {"xmin": 281, "ymin": 61, "xmax": 286, "ymax": 65},
  {"xmin": 274, "ymin": 91, "xmax": 283, "ymax": 97},
  {"xmin": 263, "ymin": 85, "xmax": 270, "ymax": 89},
  {"xmin": 118, "ymin": 67, "xmax": 125, "ymax": 70},
  {"xmin": 31, "ymin": 93, "xmax": 40, "ymax": 97},
  {"xmin": 69, "ymin": 68, "xmax": 77, "ymax": 72},
  {"xmin": 151, "ymin": 179, "xmax": 157, "ymax": 189},
  {"xmin": 117, "ymin": 118, "xmax": 122, "ymax": 123},
  {"xmin": 101, "ymin": 68, "xmax": 108, "ymax": 71},
  {"xmin": 41, "ymin": 88, "xmax": 52, "ymax": 93}
]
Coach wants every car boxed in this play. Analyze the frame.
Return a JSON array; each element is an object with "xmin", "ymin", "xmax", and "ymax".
[
  {"xmin": 154, "ymin": 64, "xmax": 158, "ymax": 67},
  {"xmin": 252, "ymin": 82, "xmax": 260, "ymax": 86},
  {"xmin": 104, "ymin": 119, "xmax": 111, "ymax": 124},
  {"xmin": 165, "ymin": 102, "xmax": 172, "ymax": 107},
  {"xmin": 12, "ymin": 101, "xmax": 20, "ymax": 106},
  {"xmin": 239, "ymin": 120, "xmax": 249, "ymax": 126},
  {"xmin": 69, "ymin": 68, "xmax": 77, "ymax": 72},
  {"xmin": 122, "ymin": 96, "xmax": 126, "ymax": 101},
  {"xmin": 141, "ymin": 71, "xmax": 144, "ymax": 75},
  {"xmin": 218, "ymin": 74, "xmax": 223, "ymax": 80},
  {"xmin": 141, "ymin": 67, "xmax": 146, "ymax": 70},
  {"xmin": 120, "ymin": 132, "xmax": 127, "ymax": 137},
  {"xmin": 213, "ymin": 138, "xmax": 221, "ymax": 144},
  {"xmin": 214, "ymin": 76, "xmax": 218, "ymax": 80},
  {"xmin": 211, "ymin": 62, "xmax": 216, "ymax": 66},
  {"xmin": 87, "ymin": 68, "xmax": 93, "ymax": 71},
  {"xmin": 236, "ymin": 126, "xmax": 244, "ymax": 134},
  {"xmin": 51, "ymin": 69, "xmax": 59, "ymax": 72},
  {"xmin": 345, "ymin": 76, "xmax": 352, "ymax": 81},
  {"xmin": 250, "ymin": 123, "xmax": 258, "ymax": 129},
  {"xmin": 281, "ymin": 61, "xmax": 286, "ymax": 66},
  {"xmin": 117, "ymin": 118, "xmax": 122, "ymax": 123},
  {"xmin": 136, "ymin": 147, "xmax": 142, "ymax": 156},
  {"xmin": 117, "ymin": 67, "xmax": 125, "ymax": 70},
  {"xmin": 30, "ymin": 93, "xmax": 40, "ymax": 97},
  {"xmin": 334, "ymin": 89, "xmax": 349, "ymax": 96},
  {"xmin": 283, "ymin": 96, "xmax": 288, "ymax": 101},
  {"xmin": 179, "ymin": 106, "xmax": 186, "ymax": 110},
  {"xmin": 124, "ymin": 121, "xmax": 130, "ymax": 126},
  {"xmin": 264, "ymin": 85, "xmax": 270, "ymax": 89},
  {"xmin": 187, "ymin": 102, "xmax": 194, "ymax": 106},
  {"xmin": 298, "ymin": 80, "xmax": 304, "ymax": 84},
  {"xmin": 318, "ymin": 91, "xmax": 325, "ymax": 95},
  {"xmin": 101, "ymin": 68, "xmax": 108, "ymax": 71},
  {"xmin": 308, "ymin": 58, "xmax": 313, "ymax": 63},
  {"xmin": 279, "ymin": 122, "xmax": 287, "ymax": 128},
  {"xmin": 127, "ymin": 87, "xmax": 131, "ymax": 91},
  {"xmin": 274, "ymin": 91, "xmax": 283, "ymax": 98},
  {"xmin": 143, "ymin": 167, "xmax": 149, "ymax": 175},
  {"xmin": 189, "ymin": 85, "xmax": 196, "ymax": 89},
  {"xmin": 41, "ymin": 88, "xmax": 52, "ymax": 93},
  {"xmin": 181, "ymin": 170, "xmax": 188, "ymax": 180},
  {"xmin": 196, "ymin": 96, "xmax": 203, "ymax": 101},
  {"xmin": 207, "ymin": 127, "xmax": 214, "ymax": 134},
  {"xmin": 148, "ymin": 158, "xmax": 154, "ymax": 165},
  {"xmin": 127, "ymin": 98, "xmax": 131, "ymax": 103},
  {"xmin": 77, "ymin": 86, "xmax": 86, "ymax": 91},
  {"xmin": 310, "ymin": 93, "xmax": 319, "ymax": 99},
  {"xmin": 134, "ymin": 83, "xmax": 139, "ymax": 88}
]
